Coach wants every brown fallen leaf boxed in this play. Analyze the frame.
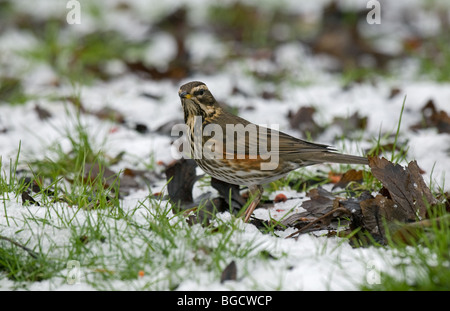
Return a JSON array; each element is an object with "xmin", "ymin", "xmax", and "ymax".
[
  {"xmin": 410, "ymin": 99, "xmax": 450, "ymax": 134},
  {"xmin": 165, "ymin": 159, "xmax": 247, "ymax": 224},
  {"xmin": 165, "ymin": 159, "xmax": 199, "ymax": 206},
  {"xmin": 300, "ymin": 187, "xmax": 338, "ymax": 217},
  {"xmin": 211, "ymin": 177, "xmax": 246, "ymax": 210},
  {"xmin": 282, "ymin": 158, "xmax": 440, "ymax": 245},
  {"xmin": 93, "ymin": 107, "xmax": 125, "ymax": 124},
  {"xmin": 342, "ymin": 157, "xmax": 440, "ymax": 244},
  {"xmin": 388, "ymin": 87, "xmax": 402, "ymax": 99},
  {"xmin": 288, "ymin": 106, "xmax": 323, "ymax": 139},
  {"xmin": 125, "ymin": 60, "xmax": 189, "ymax": 81},
  {"xmin": 34, "ymin": 104, "xmax": 52, "ymax": 120},
  {"xmin": 358, "ymin": 194, "xmax": 407, "ymax": 238},
  {"xmin": 281, "ymin": 187, "xmax": 345, "ymax": 233},
  {"xmin": 285, "ymin": 207, "xmax": 351, "ymax": 239},
  {"xmin": 21, "ymin": 191, "xmax": 40, "ymax": 206},
  {"xmin": 220, "ymin": 260, "xmax": 237, "ymax": 283},
  {"xmin": 368, "ymin": 156, "xmax": 436, "ymax": 220},
  {"xmin": 332, "ymin": 169, "xmax": 364, "ymax": 190}
]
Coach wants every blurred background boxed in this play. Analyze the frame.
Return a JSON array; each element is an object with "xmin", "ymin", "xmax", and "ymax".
[
  {"xmin": 1, "ymin": 0, "xmax": 450, "ymax": 177},
  {"xmin": 1, "ymin": 0, "xmax": 450, "ymax": 98}
]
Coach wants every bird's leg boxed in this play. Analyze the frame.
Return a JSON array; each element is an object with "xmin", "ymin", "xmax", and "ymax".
[{"xmin": 243, "ymin": 185, "xmax": 263, "ymax": 223}]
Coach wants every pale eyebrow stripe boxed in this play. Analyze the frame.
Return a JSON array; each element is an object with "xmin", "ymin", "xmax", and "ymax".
[{"xmin": 192, "ymin": 85, "xmax": 209, "ymax": 92}]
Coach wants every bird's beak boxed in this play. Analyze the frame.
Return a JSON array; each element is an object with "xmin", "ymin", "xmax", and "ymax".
[{"xmin": 179, "ymin": 91, "xmax": 192, "ymax": 99}]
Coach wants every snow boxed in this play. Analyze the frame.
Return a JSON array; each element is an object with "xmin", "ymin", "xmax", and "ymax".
[{"xmin": 1, "ymin": 0, "xmax": 449, "ymax": 291}]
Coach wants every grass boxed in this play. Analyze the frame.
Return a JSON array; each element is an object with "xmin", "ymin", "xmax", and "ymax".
[
  {"xmin": 416, "ymin": 34, "xmax": 450, "ymax": 82},
  {"xmin": 362, "ymin": 206, "xmax": 450, "ymax": 290},
  {"xmin": 0, "ymin": 121, "xmax": 275, "ymax": 289},
  {"xmin": 1, "ymin": 73, "xmax": 448, "ymax": 294},
  {"xmin": 21, "ymin": 20, "xmax": 146, "ymax": 85}
]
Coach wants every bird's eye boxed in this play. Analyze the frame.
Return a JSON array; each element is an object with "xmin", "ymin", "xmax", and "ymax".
[{"xmin": 194, "ymin": 90, "xmax": 205, "ymax": 96}]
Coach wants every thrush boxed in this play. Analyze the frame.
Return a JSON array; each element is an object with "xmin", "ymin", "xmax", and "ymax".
[{"xmin": 178, "ymin": 81, "xmax": 368, "ymax": 222}]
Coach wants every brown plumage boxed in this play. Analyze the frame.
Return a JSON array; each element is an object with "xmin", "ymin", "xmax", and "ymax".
[{"xmin": 178, "ymin": 81, "xmax": 368, "ymax": 222}]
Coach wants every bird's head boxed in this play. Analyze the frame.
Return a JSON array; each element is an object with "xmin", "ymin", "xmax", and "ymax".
[{"xmin": 178, "ymin": 81, "xmax": 218, "ymax": 122}]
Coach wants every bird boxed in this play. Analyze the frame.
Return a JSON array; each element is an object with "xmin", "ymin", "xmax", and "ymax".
[{"xmin": 178, "ymin": 81, "xmax": 368, "ymax": 222}]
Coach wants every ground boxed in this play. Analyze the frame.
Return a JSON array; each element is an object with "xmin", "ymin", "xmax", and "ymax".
[{"xmin": 0, "ymin": 0, "xmax": 449, "ymax": 291}]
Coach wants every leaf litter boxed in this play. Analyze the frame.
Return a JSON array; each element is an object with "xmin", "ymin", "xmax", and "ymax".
[{"xmin": 162, "ymin": 156, "xmax": 445, "ymax": 247}]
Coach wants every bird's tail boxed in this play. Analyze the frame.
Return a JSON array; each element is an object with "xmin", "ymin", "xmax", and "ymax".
[{"xmin": 313, "ymin": 151, "xmax": 369, "ymax": 165}]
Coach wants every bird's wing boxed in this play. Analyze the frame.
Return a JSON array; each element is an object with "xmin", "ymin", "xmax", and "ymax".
[
  {"xmin": 202, "ymin": 111, "xmax": 367, "ymax": 166},
  {"xmin": 205, "ymin": 111, "xmax": 329, "ymax": 160}
]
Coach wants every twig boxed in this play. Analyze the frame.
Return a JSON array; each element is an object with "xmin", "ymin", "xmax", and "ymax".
[
  {"xmin": 285, "ymin": 207, "xmax": 351, "ymax": 239},
  {"xmin": 0, "ymin": 235, "xmax": 39, "ymax": 259}
]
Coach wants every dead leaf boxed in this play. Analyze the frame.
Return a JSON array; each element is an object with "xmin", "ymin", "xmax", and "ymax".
[
  {"xmin": 388, "ymin": 87, "xmax": 402, "ymax": 99},
  {"xmin": 220, "ymin": 260, "xmax": 237, "ymax": 283},
  {"xmin": 261, "ymin": 90, "xmax": 280, "ymax": 100},
  {"xmin": 21, "ymin": 191, "xmax": 40, "ymax": 206},
  {"xmin": 288, "ymin": 106, "xmax": 323, "ymax": 138},
  {"xmin": 332, "ymin": 169, "xmax": 364, "ymax": 189},
  {"xmin": 125, "ymin": 60, "xmax": 189, "ymax": 81},
  {"xmin": 343, "ymin": 157, "xmax": 440, "ymax": 244},
  {"xmin": 410, "ymin": 99, "xmax": 450, "ymax": 134},
  {"xmin": 211, "ymin": 177, "xmax": 246, "ymax": 211},
  {"xmin": 285, "ymin": 207, "xmax": 351, "ymax": 239},
  {"xmin": 165, "ymin": 159, "xmax": 246, "ymax": 224},
  {"xmin": 368, "ymin": 157, "xmax": 436, "ymax": 220},
  {"xmin": 165, "ymin": 159, "xmax": 198, "ymax": 206},
  {"xmin": 94, "ymin": 107, "xmax": 125, "ymax": 124},
  {"xmin": 281, "ymin": 187, "xmax": 344, "ymax": 232},
  {"xmin": 34, "ymin": 104, "xmax": 52, "ymax": 120},
  {"xmin": 358, "ymin": 194, "xmax": 407, "ymax": 238},
  {"xmin": 301, "ymin": 187, "xmax": 337, "ymax": 217}
]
